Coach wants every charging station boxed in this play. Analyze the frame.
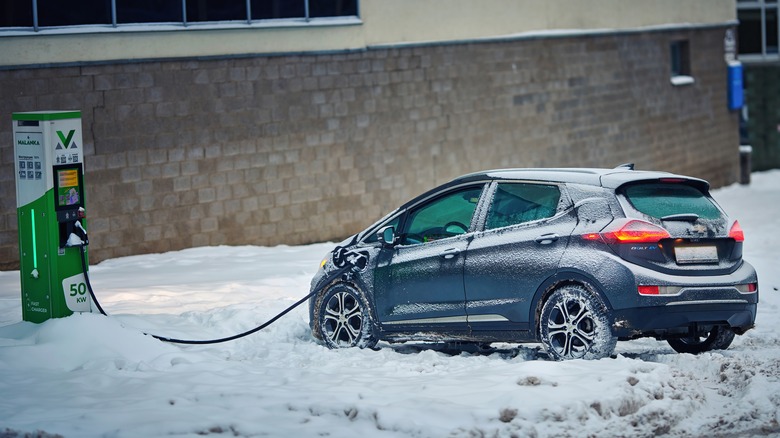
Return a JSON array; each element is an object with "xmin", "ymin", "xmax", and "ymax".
[{"xmin": 13, "ymin": 111, "xmax": 91, "ymax": 323}]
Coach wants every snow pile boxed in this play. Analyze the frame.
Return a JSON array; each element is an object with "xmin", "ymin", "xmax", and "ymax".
[{"xmin": 0, "ymin": 171, "xmax": 779, "ymax": 437}]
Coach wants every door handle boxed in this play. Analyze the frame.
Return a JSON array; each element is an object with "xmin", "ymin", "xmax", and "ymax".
[
  {"xmin": 534, "ymin": 233, "xmax": 559, "ymax": 245},
  {"xmin": 440, "ymin": 248, "xmax": 461, "ymax": 259}
]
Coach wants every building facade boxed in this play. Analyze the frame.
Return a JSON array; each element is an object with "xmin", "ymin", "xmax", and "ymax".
[{"xmin": 0, "ymin": 0, "xmax": 741, "ymax": 269}]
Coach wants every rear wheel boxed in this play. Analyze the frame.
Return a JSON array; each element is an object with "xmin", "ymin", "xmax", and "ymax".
[
  {"xmin": 539, "ymin": 284, "xmax": 617, "ymax": 360},
  {"xmin": 667, "ymin": 326, "xmax": 735, "ymax": 354},
  {"xmin": 316, "ymin": 283, "xmax": 377, "ymax": 349}
]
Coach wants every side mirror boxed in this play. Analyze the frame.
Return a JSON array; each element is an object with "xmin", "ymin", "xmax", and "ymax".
[{"xmin": 376, "ymin": 226, "xmax": 396, "ymax": 247}]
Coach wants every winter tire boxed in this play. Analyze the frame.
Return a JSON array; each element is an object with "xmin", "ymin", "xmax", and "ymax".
[
  {"xmin": 316, "ymin": 283, "xmax": 378, "ymax": 349},
  {"xmin": 539, "ymin": 284, "xmax": 617, "ymax": 360},
  {"xmin": 667, "ymin": 326, "xmax": 735, "ymax": 354}
]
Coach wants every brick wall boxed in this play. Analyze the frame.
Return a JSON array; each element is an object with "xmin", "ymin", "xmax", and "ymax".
[{"xmin": 0, "ymin": 26, "xmax": 740, "ymax": 269}]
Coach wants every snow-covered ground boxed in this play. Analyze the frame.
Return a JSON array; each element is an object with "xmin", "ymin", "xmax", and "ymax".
[{"xmin": 1, "ymin": 171, "xmax": 779, "ymax": 438}]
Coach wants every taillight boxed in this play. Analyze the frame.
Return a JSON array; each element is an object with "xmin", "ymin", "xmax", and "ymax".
[
  {"xmin": 729, "ymin": 220, "xmax": 745, "ymax": 242},
  {"xmin": 584, "ymin": 219, "xmax": 671, "ymax": 244}
]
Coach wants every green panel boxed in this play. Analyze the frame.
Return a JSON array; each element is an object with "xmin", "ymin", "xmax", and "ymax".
[
  {"xmin": 12, "ymin": 111, "xmax": 82, "ymax": 121},
  {"xmin": 17, "ymin": 189, "xmax": 90, "ymax": 322},
  {"xmin": 18, "ymin": 197, "xmax": 54, "ymax": 323}
]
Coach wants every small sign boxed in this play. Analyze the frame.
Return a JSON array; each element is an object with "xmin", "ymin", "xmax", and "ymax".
[{"xmin": 724, "ymin": 29, "xmax": 736, "ymax": 62}]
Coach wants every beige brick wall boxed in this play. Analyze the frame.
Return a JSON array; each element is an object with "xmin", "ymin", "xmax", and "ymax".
[{"xmin": 0, "ymin": 26, "xmax": 740, "ymax": 269}]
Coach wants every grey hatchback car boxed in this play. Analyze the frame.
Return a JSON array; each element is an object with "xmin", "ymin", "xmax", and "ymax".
[{"xmin": 308, "ymin": 166, "xmax": 758, "ymax": 360}]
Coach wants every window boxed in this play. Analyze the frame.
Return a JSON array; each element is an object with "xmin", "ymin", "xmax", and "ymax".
[
  {"xmin": 623, "ymin": 183, "xmax": 722, "ymax": 220},
  {"xmin": 0, "ymin": 0, "xmax": 359, "ymax": 30},
  {"xmin": 738, "ymin": 1, "xmax": 780, "ymax": 58},
  {"xmin": 37, "ymin": 0, "xmax": 111, "ymax": 27},
  {"xmin": 0, "ymin": 2, "xmax": 33, "ymax": 27},
  {"xmin": 309, "ymin": 0, "xmax": 359, "ymax": 18},
  {"xmin": 401, "ymin": 187, "xmax": 483, "ymax": 245},
  {"xmin": 251, "ymin": 0, "xmax": 305, "ymax": 20},
  {"xmin": 739, "ymin": 9, "xmax": 764, "ymax": 54},
  {"xmin": 187, "ymin": 0, "xmax": 245, "ymax": 22},
  {"xmin": 768, "ymin": 8, "xmax": 779, "ymax": 54},
  {"xmin": 117, "ymin": 0, "xmax": 183, "ymax": 24},
  {"xmin": 485, "ymin": 183, "xmax": 560, "ymax": 230},
  {"xmin": 670, "ymin": 40, "xmax": 691, "ymax": 77}
]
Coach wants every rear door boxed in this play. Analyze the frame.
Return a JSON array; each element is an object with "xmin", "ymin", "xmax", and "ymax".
[{"xmin": 463, "ymin": 181, "xmax": 577, "ymax": 331}]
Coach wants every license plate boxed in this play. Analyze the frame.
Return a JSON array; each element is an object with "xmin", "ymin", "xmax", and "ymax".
[{"xmin": 674, "ymin": 245, "xmax": 718, "ymax": 264}]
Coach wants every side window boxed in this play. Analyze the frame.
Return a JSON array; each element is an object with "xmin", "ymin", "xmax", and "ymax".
[
  {"xmin": 401, "ymin": 186, "xmax": 483, "ymax": 245},
  {"xmin": 485, "ymin": 183, "xmax": 560, "ymax": 230}
]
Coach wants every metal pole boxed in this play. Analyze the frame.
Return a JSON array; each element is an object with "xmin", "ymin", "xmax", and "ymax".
[{"xmin": 32, "ymin": 0, "xmax": 38, "ymax": 31}]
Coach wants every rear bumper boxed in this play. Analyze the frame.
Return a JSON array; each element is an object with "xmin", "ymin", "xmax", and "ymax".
[{"xmin": 612, "ymin": 301, "xmax": 756, "ymax": 339}]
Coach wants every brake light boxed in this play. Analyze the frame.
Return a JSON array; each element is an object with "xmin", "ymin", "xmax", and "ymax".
[
  {"xmin": 586, "ymin": 219, "xmax": 671, "ymax": 244},
  {"xmin": 729, "ymin": 220, "xmax": 745, "ymax": 242}
]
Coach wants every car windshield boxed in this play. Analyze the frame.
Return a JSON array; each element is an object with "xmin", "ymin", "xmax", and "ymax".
[{"xmin": 623, "ymin": 182, "xmax": 721, "ymax": 220}]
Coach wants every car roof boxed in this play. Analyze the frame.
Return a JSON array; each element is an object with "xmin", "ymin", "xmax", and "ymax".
[
  {"xmin": 453, "ymin": 167, "xmax": 710, "ymax": 190},
  {"xmin": 356, "ymin": 166, "xmax": 711, "ymax": 242}
]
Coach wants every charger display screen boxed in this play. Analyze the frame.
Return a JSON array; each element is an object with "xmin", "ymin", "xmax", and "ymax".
[{"xmin": 53, "ymin": 164, "xmax": 84, "ymax": 211}]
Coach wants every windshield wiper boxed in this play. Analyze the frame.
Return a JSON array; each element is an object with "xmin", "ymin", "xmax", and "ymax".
[{"xmin": 661, "ymin": 213, "xmax": 700, "ymax": 222}]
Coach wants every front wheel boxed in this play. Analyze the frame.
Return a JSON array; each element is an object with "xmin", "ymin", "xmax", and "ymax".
[
  {"xmin": 539, "ymin": 284, "xmax": 617, "ymax": 360},
  {"xmin": 315, "ymin": 283, "xmax": 378, "ymax": 349},
  {"xmin": 667, "ymin": 326, "xmax": 735, "ymax": 354}
]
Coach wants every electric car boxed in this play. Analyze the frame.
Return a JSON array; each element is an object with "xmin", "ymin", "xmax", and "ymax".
[{"xmin": 308, "ymin": 166, "xmax": 758, "ymax": 360}]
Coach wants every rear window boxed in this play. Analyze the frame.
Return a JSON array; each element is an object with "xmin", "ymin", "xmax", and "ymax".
[{"xmin": 623, "ymin": 183, "xmax": 722, "ymax": 220}]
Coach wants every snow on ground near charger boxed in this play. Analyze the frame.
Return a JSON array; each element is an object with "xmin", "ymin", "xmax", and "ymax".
[{"xmin": 0, "ymin": 171, "xmax": 779, "ymax": 437}]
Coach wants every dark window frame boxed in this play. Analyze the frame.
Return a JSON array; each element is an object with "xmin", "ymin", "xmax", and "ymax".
[
  {"xmin": 670, "ymin": 39, "xmax": 691, "ymax": 77},
  {"xmin": 0, "ymin": 0, "xmax": 360, "ymax": 31},
  {"xmin": 738, "ymin": 0, "xmax": 780, "ymax": 60}
]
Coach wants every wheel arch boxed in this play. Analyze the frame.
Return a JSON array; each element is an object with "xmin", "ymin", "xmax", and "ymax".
[
  {"xmin": 312, "ymin": 277, "xmax": 381, "ymax": 343},
  {"xmin": 529, "ymin": 270, "xmax": 615, "ymax": 340}
]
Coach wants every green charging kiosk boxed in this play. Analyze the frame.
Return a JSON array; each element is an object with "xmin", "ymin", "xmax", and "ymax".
[{"xmin": 13, "ymin": 111, "xmax": 91, "ymax": 323}]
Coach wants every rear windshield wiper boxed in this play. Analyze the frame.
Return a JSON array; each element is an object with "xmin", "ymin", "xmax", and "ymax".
[{"xmin": 661, "ymin": 213, "xmax": 700, "ymax": 222}]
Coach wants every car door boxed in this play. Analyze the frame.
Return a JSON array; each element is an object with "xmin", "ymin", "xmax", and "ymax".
[
  {"xmin": 373, "ymin": 184, "xmax": 486, "ymax": 335},
  {"xmin": 463, "ymin": 181, "xmax": 577, "ymax": 331}
]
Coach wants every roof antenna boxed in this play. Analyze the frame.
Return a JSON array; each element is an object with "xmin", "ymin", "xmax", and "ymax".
[{"xmin": 615, "ymin": 163, "xmax": 635, "ymax": 170}]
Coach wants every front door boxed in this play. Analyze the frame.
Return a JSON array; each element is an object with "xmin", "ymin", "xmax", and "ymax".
[{"xmin": 374, "ymin": 185, "xmax": 485, "ymax": 335}]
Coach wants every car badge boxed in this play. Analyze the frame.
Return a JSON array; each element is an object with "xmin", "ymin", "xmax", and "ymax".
[{"xmin": 691, "ymin": 224, "xmax": 707, "ymax": 235}]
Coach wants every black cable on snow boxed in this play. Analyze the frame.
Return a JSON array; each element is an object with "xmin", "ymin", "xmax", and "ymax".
[{"xmin": 79, "ymin": 245, "xmax": 346, "ymax": 345}]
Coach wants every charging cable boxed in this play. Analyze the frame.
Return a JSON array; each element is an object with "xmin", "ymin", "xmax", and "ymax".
[{"xmin": 78, "ymin": 244, "xmax": 351, "ymax": 345}]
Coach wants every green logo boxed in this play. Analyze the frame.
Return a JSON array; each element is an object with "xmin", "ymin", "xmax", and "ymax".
[{"xmin": 56, "ymin": 130, "xmax": 76, "ymax": 149}]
